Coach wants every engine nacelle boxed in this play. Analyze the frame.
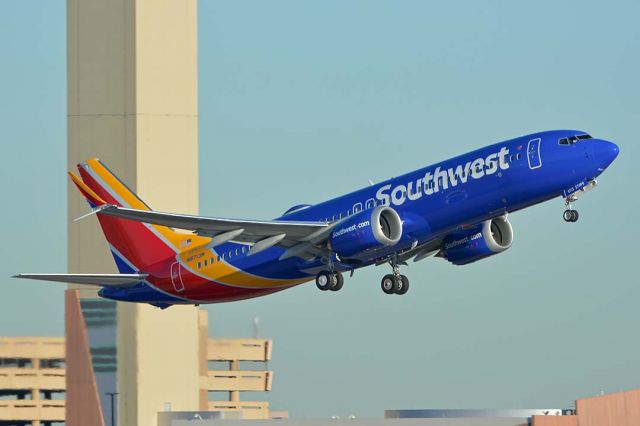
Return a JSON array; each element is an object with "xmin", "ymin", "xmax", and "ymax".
[
  {"xmin": 441, "ymin": 217, "xmax": 513, "ymax": 265},
  {"xmin": 329, "ymin": 206, "xmax": 402, "ymax": 259}
]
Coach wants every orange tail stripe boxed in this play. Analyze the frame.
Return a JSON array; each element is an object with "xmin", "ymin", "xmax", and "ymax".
[{"xmin": 68, "ymin": 171, "xmax": 107, "ymax": 206}]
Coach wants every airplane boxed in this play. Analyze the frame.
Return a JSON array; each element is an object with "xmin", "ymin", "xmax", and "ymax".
[{"xmin": 15, "ymin": 130, "xmax": 619, "ymax": 307}]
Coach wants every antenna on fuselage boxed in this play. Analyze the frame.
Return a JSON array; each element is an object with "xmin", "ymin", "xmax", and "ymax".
[{"xmin": 368, "ymin": 179, "xmax": 374, "ymax": 186}]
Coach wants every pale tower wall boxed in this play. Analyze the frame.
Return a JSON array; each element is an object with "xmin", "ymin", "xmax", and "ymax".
[{"xmin": 67, "ymin": 1, "xmax": 200, "ymax": 425}]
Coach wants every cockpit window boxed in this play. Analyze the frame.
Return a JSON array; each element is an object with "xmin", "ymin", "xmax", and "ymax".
[{"xmin": 558, "ymin": 134, "xmax": 591, "ymax": 145}]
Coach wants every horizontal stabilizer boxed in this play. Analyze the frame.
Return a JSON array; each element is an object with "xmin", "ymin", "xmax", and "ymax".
[{"xmin": 13, "ymin": 273, "xmax": 147, "ymax": 287}]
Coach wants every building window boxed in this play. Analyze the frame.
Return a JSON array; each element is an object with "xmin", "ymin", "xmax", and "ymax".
[
  {"xmin": 40, "ymin": 359, "xmax": 65, "ymax": 369},
  {"xmin": 0, "ymin": 358, "xmax": 33, "ymax": 368}
]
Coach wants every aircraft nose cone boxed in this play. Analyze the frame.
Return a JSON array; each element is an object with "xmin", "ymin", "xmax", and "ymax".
[{"xmin": 593, "ymin": 140, "xmax": 620, "ymax": 171}]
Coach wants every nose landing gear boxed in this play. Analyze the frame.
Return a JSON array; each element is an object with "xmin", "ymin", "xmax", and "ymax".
[
  {"xmin": 562, "ymin": 179, "xmax": 599, "ymax": 223},
  {"xmin": 563, "ymin": 209, "xmax": 579, "ymax": 222},
  {"xmin": 563, "ymin": 198, "xmax": 579, "ymax": 222}
]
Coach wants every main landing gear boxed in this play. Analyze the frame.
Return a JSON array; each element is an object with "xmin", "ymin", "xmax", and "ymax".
[
  {"xmin": 380, "ymin": 255, "xmax": 409, "ymax": 295},
  {"xmin": 563, "ymin": 198, "xmax": 579, "ymax": 223},
  {"xmin": 381, "ymin": 273, "xmax": 409, "ymax": 295},
  {"xmin": 315, "ymin": 254, "xmax": 411, "ymax": 295},
  {"xmin": 315, "ymin": 270, "xmax": 344, "ymax": 292}
]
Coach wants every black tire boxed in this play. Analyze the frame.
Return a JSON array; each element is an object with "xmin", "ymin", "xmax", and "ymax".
[
  {"xmin": 316, "ymin": 271, "xmax": 333, "ymax": 291},
  {"xmin": 330, "ymin": 272, "xmax": 344, "ymax": 291},
  {"xmin": 570, "ymin": 210, "xmax": 579, "ymax": 222},
  {"xmin": 563, "ymin": 210, "xmax": 573, "ymax": 222},
  {"xmin": 396, "ymin": 275, "xmax": 410, "ymax": 295},
  {"xmin": 381, "ymin": 274, "xmax": 399, "ymax": 294}
]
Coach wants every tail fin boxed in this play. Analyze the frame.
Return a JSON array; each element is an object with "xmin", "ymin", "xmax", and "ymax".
[{"xmin": 71, "ymin": 158, "xmax": 184, "ymax": 272}]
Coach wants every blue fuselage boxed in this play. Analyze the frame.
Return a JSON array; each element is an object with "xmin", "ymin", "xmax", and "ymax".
[{"xmin": 209, "ymin": 130, "xmax": 618, "ymax": 282}]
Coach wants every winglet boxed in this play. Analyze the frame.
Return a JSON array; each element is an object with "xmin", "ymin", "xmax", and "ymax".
[{"xmin": 68, "ymin": 171, "xmax": 107, "ymax": 207}]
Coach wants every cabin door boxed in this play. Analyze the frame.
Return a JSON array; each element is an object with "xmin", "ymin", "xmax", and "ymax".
[
  {"xmin": 170, "ymin": 262, "xmax": 185, "ymax": 292},
  {"xmin": 527, "ymin": 138, "xmax": 542, "ymax": 170}
]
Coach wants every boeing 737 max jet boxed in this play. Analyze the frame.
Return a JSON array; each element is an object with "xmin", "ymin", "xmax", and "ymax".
[{"xmin": 15, "ymin": 130, "xmax": 619, "ymax": 307}]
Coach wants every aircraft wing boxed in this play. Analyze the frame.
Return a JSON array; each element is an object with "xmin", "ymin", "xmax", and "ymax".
[
  {"xmin": 14, "ymin": 273, "xmax": 148, "ymax": 287},
  {"xmin": 94, "ymin": 204, "xmax": 332, "ymax": 259}
]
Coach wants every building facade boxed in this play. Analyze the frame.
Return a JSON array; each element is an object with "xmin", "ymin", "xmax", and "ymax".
[
  {"xmin": 67, "ymin": 0, "xmax": 200, "ymax": 425},
  {"xmin": 1, "ymin": 320, "xmax": 276, "ymax": 425},
  {"xmin": 0, "ymin": 337, "xmax": 65, "ymax": 426}
]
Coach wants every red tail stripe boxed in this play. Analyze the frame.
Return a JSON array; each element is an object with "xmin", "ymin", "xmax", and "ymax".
[{"xmin": 78, "ymin": 165, "xmax": 175, "ymax": 269}]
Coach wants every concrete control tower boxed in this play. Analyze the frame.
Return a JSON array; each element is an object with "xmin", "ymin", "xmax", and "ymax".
[{"xmin": 66, "ymin": 1, "xmax": 200, "ymax": 425}]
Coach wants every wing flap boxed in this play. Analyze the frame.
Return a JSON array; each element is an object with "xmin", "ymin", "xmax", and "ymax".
[{"xmin": 14, "ymin": 273, "xmax": 147, "ymax": 287}]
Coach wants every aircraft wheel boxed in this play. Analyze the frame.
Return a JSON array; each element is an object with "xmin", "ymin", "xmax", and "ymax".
[
  {"xmin": 330, "ymin": 272, "xmax": 344, "ymax": 291},
  {"xmin": 316, "ymin": 271, "xmax": 333, "ymax": 291},
  {"xmin": 396, "ymin": 275, "xmax": 410, "ymax": 295},
  {"xmin": 570, "ymin": 210, "xmax": 579, "ymax": 222},
  {"xmin": 563, "ymin": 210, "xmax": 573, "ymax": 222},
  {"xmin": 563, "ymin": 209, "xmax": 579, "ymax": 222},
  {"xmin": 381, "ymin": 274, "xmax": 399, "ymax": 294}
]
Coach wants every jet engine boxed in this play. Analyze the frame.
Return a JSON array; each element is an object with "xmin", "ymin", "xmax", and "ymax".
[
  {"xmin": 440, "ymin": 217, "xmax": 513, "ymax": 265},
  {"xmin": 328, "ymin": 206, "xmax": 402, "ymax": 259}
]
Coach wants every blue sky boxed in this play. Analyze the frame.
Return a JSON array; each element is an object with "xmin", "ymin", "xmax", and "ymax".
[{"xmin": 1, "ymin": 0, "xmax": 640, "ymax": 419}]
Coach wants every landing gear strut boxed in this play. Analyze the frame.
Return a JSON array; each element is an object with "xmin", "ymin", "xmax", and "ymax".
[
  {"xmin": 563, "ymin": 198, "xmax": 579, "ymax": 223},
  {"xmin": 381, "ymin": 255, "xmax": 410, "ymax": 295},
  {"xmin": 315, "ymin": 270, "xmax": 344, "ymax": 291}
]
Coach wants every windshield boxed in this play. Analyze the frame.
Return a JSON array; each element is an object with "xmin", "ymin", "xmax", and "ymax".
[{"xmin": 559, "ymin": 134, "xmax": 592, "ymax": 145}]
